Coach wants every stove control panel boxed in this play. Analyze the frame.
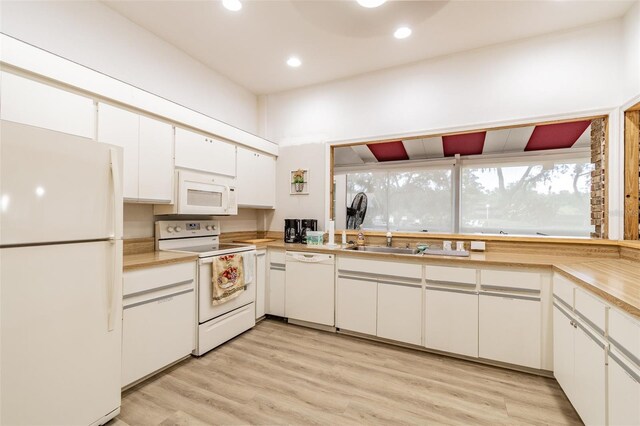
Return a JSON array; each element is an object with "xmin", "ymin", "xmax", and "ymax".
[{"xmin": 156, "ymin": 220, "xmax": 220, "ymax": 240}]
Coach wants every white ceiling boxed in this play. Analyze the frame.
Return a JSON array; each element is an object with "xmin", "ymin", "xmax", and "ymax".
[
  {"xmin": 103, "ymin": 0, "xmax": 635, "ymax": 94},
  {"xmin": 333, "ymin": 124, "xmax": 592, "ymax": 165}
]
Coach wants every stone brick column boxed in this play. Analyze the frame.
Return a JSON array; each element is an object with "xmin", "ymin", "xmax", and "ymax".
[{"xmin": 590, "ymin": 118, "xmax": 607, "ymax": 238}]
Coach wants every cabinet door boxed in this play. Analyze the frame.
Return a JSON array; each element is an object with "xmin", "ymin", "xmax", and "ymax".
[
  {"xmin": 425, "ymin": 288, "xmax": 478, "ymax": 357},
  {"xmin": 377, "ymin": 281, "xmax": 422, "ymax": 346},
  {"xmin": 122, "ymin": 288, "xmax": 195, "ymax": 387},
  {"xmin": 175, "ymin": 128, "xmax": 236, "ymax": 177},
  {"xmin": 608, "ymin": 348, "xmax": 640, "ymax": 426},
  {"xmin": 267, "ymin": 267, "xmax": 285, "ymax": 317},
  {"xmin": 97, "ymin": 103, "xmax": 139, "ymax": 200},
  {"xmin": 573, "ymin": 322, "xmax": 606, "ymax": 426},
  {"xmin": 255, "ymin": 251, "xmax": 267, "ymax": 319},
  {"xmin": 336, "ymin": 276, "xmax": 377, "ymax": 335},
  {"xmin": 553, "ymin": 305, "xmax": 575, "ymax": 402},
  {"xmin": 138, "ymin": 116, "xmax": 173, "ymax": 203},
  {"xmin": 1, "ymin": 71, "xmax": 94, "ymax": 138},
  {"xmin": 479, "ymin": 294, "xmax": 541, "ymax": 368},
  {"xmin": 236, "ymin": 147, "xmax": 276, "ymax": 208}
]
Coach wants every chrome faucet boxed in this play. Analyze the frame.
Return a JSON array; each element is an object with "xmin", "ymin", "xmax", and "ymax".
[{"xmin": 386, "ymin": 232, "xmax": 392, "ymax": 247}]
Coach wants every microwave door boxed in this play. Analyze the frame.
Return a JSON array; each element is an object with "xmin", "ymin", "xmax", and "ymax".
[{"xmin": 179, "ymin": 180, "xmax": 225, "ymax": 214}]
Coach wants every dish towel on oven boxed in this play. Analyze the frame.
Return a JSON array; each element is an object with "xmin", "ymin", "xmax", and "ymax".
[{"xmin": 211, "ymin": 254, "xmax": 245, "ymax": 305}]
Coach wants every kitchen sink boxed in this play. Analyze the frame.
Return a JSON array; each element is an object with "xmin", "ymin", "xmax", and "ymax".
[{"xmin": 344, "ymin": 246, "xmax": 419, "ymax": 255}]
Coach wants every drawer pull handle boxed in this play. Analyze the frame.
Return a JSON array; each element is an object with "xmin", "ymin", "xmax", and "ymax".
[{"xmin": 124, "ymin": 288, "xmax": 194, "ymax": 310}]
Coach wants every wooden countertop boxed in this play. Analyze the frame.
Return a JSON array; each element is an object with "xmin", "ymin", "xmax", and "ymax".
[
  {"xmin": 554, "ymin": 260, "xmax": 640, "ymax": 318},
  {"xmin": 266, "ymin": 241, "xmax": 640, "ymax": 319},
  {"xmin": 123, "ymin": 251, "xmax": 198, "ymax": 271}
]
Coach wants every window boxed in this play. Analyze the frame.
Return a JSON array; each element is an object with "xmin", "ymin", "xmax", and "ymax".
[
  {"xmin": 460, "ymin": 158, "xmax": 593, "ymax": 237},
  {"xmin": 342, "ymin": 155, "xmax": 593, "ymax": 237},
  {"xmin": 346, "ymin": 167, "xmax": 454, "ymax": 232}
]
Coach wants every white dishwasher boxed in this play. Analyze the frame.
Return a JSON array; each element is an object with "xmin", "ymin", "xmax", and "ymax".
[{"xmin": 285, "ymin": 251, "xmax": 335, "ymax": 326}]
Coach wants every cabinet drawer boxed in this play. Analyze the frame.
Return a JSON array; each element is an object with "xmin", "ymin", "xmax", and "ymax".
[
  {"xmin": 609, "ymin": 308, "xmax": 640, "ymax": 365},
  {"xmin": 574, "ymin": 287, "xmax": 606, "ymax": 336},
  {"xmin": 198, "ymin": 304, "xmax": 255, "ymax": 354},
  {"xmin": 122, "ymin": 287, "xmax": 195, "ymax": 387},
  {"xmin": 124, "ymin": 261, "xmax": 195, "ymax": 297},
  {"xmin": 425, "ymin": 265, "xmax": 476, "ymax": 286},
  {"xmin": 552, "ymin": 274, "xmax": 576, "ymax": 308},
  {"xmin": 338, "ymin": 257, "xmax": 422, "ymax": 282},
  {"xmin": 269, "ymin": 249, "xmax": 285, "ymax": 265},
  {"xmin": 480, "ymin": 269, "xmax": 541, "ymax": 292}
]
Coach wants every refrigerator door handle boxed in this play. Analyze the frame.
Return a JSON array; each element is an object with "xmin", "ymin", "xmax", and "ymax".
[
  {"xmin": 109, "ymin": 147, "xmax": 123, "ymax": 240},
  {"xmin": 108, "ymin": 147, "xmax": 123, "ymax": 332}
]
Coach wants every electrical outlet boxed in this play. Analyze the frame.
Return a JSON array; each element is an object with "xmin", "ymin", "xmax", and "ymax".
[{"xmin": 470, "ymin": 241, "xmax": 486, "ymax": 251}]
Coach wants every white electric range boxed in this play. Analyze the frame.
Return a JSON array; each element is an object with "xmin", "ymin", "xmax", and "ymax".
[{"xmin": 156, "ymin": 220, "xmax": 256, "ymax": 356}]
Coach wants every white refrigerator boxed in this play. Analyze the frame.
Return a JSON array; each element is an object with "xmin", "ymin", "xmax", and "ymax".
[{"xmin": 0, "ymin": 120, "xmax": 123, "ymax": 425}]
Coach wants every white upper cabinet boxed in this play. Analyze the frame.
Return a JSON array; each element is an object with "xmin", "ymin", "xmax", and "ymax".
[
  {"xmin": 97, "ymin": 103, "xmax": 173, "ymax": 203},
  {"xmin": 174, "ymin": 127, "xmax": 236, "ymax": 177},
  {"xmin": 138, "ymin": 116, "xmax": 173, "ymax": 203},
  {"xmin": 0, "ymin": 71, "xmax": 94, "ymax": 138},
  {"xmin": 97, "ymin": 104, "xmax": 139, "ymax": 200},
  {"xmin": 236, "ymin": 146, "xmax": 276, "ymax": 208}
]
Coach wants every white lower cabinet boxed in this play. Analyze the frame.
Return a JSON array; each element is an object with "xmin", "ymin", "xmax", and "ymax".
[
  {"xmin": 425, "ymin": 288, "xmax": 478, "ymax": 358},
  {"xmin": 479, "ymin": 293, "xmax": 541, "ymax": 369},
  {"xmin": 336, "ymin": 258, "xmax": 422, "ymax": 344},
  {"xmin": 608, "ymin": 347, "xmax": 640, "ymax": 426},
  {"xmin": 573, "ymin": 323, "xmax": 606, "ymax": 426},
  {"xmin": 608, "ymin": 308, "xmax": 640, "ymax": 426},
  {"xmin": 255, "ymin": 250, "xmax": 267, "ymax": 319},
  {"xmin": 553, "ymin": 305, "xmax": 575, "ymax": 403},
  {"xmin": 122, "ymin": 262, "xmax": 196, "ymax": 388},
  {"xmin": 377, "ymin": 281, "xmax": 422, "ymax": 345},
  {"xmin": 555, "ymin": 293, "xmax": 640, "ymax": 426},
  {"xmin": 267, "ymin": 250, "xmax": 285, "ymax": 317},
  {"xmin": 336, "ymin": 276, "xmax": 377, "ymax": 335}
]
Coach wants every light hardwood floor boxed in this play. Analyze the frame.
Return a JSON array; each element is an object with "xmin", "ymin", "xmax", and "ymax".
[{"xmin": 111, "ymin": 319, "xmax": 582, "ymax": 426}]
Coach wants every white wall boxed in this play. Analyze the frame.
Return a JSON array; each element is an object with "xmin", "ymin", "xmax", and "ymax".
[
  {"xmin": 263, "ymin": 18, "xmax": 635, "ymax": 237},
  {"xmin": 264, "ymin": 19, "xmax": 624, "ymax": 145},
  {"xmin": 0, "ymin": 0, "xmax": 258, "ymax": 134},
  {"xmin": 123, "ymin": 204, "xmax": 259, "ymax": 239},
  {"xmin": 265, "ymin": 143, "xmax": 326, "ymax": 232},
  {"xmin": 623, "ymin": 1, "xmax": 640, "ymax": 101},
  {"xmin": 123, "ymin": 204, "xmax": 155, "ymax": 239}
]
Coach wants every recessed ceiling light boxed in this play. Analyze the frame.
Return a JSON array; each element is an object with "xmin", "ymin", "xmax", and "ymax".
[
  {"xmin": 286, "ymin": 57, "xmax": 302, "ymax": 68},
  {"xmin": 222, "ymin": 0, "xmax": 242, "ymax": 12},
  {"xmin": 356, "ymin": 0, "xmax": 386, "ymax": 8},
  {"xmin": 394, "ymin": 26, "xmax": 412, "ymax": 39}
]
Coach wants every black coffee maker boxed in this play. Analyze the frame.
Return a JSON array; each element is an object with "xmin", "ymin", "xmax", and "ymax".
[
  {"xmin": 284, "ymin": 219, "xmax": 301, "ymax": 243},
  {"xmin": 300, "ymin": 219, "xmax": 318, "ymax": 244}
]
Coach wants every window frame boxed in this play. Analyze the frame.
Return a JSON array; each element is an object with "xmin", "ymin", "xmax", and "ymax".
[{"xmin": 337, "ymin": 147, "xmax": 593, "ymax": 237}]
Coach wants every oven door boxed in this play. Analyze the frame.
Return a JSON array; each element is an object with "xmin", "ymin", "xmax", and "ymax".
[
  {"xmin": 177, "ymin": 170, "xmax": 231, "ymax": 215},
  {"xmin": 198, "ymin": 251, "xmax": 256, "ymax": 323}
]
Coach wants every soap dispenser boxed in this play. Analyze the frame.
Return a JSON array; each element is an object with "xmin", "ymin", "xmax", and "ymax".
[{"xmin": 357, "ymin": 225, "xmax": 365, "ymax": 246}]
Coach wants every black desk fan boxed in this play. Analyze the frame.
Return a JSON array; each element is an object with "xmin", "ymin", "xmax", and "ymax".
[{"xmin": 346, "ymin": 192, "xmax": 368, "ymax": 229}]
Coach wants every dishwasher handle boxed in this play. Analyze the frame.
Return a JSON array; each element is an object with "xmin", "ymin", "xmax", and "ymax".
[{"xmin": 286, "ymin": 252, "xmax": 333, "ymax": 263}]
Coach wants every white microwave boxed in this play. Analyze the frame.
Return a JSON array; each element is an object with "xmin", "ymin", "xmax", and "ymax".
[{"xmin": 154, "ymin": 170, "xmax": 238, "ymax": 215}]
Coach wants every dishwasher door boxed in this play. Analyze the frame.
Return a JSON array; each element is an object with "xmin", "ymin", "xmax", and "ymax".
[{"xmin": 285, "ymin": 252, "xmax": 335, "ymax": 326}]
